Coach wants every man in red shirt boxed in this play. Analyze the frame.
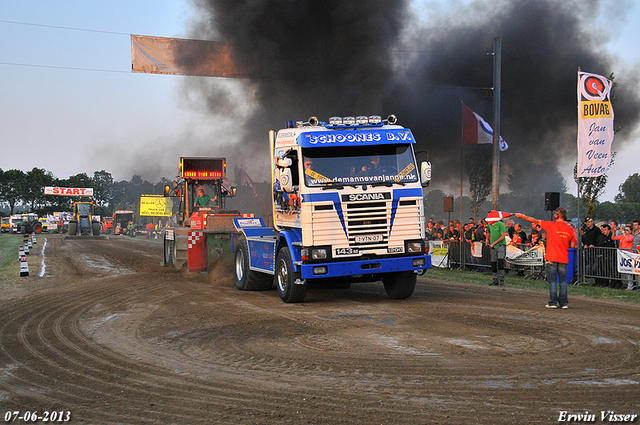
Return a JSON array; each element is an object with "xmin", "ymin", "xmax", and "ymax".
[{"xmin": 515, "ymin": 208, "xmax": 577, "ymax": 309}]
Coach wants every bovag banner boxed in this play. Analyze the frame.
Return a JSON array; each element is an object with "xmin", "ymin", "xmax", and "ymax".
[{"xmin": 577, "ymin": 71, "xmax": 614, "ymax": 177}]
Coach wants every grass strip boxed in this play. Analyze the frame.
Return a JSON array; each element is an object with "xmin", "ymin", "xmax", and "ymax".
[{"xmin": 424, "ymin": 267, "xmax": 640, "ymax": 303}]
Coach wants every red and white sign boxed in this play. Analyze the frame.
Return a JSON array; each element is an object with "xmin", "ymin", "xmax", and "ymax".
[
  {"xmin": 44, "ymin": 187, "xmax": 94, "ymax": 196},
  {"xmin": 190, "ymin": 214, "xmax": 204, "ymax": 230}
]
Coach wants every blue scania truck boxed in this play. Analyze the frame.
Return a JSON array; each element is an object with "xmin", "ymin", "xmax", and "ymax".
[{"xmin": 233, "ymin": 115, "xmax": 432, "ymax": 302}]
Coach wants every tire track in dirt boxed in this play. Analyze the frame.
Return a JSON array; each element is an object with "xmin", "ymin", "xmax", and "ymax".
[{"xmin": 1, "ymin": 234, "xmax": 640, "ymax": 424}]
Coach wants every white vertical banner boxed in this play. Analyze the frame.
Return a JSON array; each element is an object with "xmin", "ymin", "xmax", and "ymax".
[{"xmin": 577, "ymin": 72, "xmax": 614, "ymax": 177}]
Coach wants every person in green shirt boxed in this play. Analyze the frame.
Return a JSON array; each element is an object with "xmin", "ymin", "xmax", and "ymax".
[
  {"xmin": 487, "ymin": 217, "xmax": 508, "ymax": 286},
  {"xmin": 194, "ymin": 188, "xmax": 216, "ymax": 209}
]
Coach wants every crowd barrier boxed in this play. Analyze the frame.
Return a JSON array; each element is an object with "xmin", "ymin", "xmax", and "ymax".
[
  {"xmin": 578, "ymin": 246, "xmax": 640, "ymax": 287},
  {"xmin": 430, "ymin": 238, "xmax": 638, "ymax": 288}
]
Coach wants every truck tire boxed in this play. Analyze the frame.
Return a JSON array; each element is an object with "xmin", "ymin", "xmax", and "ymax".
[
  {"xmin": 173, "ymin": 230, "xmax": 188, "ymax": 269},
  {"xmin": 34, "ymin": 223, "xmax": 42, "ymax": 234},
  {"xmin": 19, "ymin": 225, "xmax": 26, "ymax": 234},
  {"xmin": 234, "ymin": 236, "xmax": 272, "ymax": 291},
  {"xmin": 163, "ymin": 238, "xmax": 173, "ymax": 267},
  {"xmin": 382, "ymin": 271, "xmax": 417, "ymax": 299},
  {"xmin": 92, "ymin": 222, "xmax": 101, "ymax": 236},
  {"xmin": 276, "ymin": 246, "xmax": 306, "ymax": 303},
  {"xmin": 68, "ymin": 222, "xmax": 78, "ymax": 236}
]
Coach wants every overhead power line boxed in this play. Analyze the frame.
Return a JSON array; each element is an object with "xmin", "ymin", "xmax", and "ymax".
[
  {"xmin": 0, "ymin": 61, "xmax": 129, "ymax": 74},
  {"xmin": 0, "ymin": 19, "xmax": 133, "ymax": 74},
  {"xmin": 0, "ymin": 19, "xmax": 130, "ymax": 36}
]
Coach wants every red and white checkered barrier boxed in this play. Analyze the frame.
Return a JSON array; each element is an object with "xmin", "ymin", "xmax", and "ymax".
[{"xmin": 187, "ymin": 231, "xmax": 204, "ymax": 249}]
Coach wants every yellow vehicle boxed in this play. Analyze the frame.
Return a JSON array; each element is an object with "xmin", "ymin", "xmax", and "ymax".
[
  {"xmin": 38, "ymin": 217, "xmax": 48, "ymax": 232},
  {"xmin": 1, "ymin": 217, "xmax": 9, "ymax": 233},
  {"xmin": 68, "ymin": 201, "xmax": 101, "ymax": 236}
]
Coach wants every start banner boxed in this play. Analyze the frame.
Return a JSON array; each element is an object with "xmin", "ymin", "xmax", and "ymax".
[
  {"xmin": 577, "ymin": 72, "xmax": 614, "ymax": 177},
  {"xmin": 44, "ymin": 187, "xmax": 93, "ymax": 196}
]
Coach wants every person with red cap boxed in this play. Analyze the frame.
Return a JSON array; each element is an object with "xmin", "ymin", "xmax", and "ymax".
[{"xmin": 515, "ymin": 207, "xmax": 577, "ymax": 309}]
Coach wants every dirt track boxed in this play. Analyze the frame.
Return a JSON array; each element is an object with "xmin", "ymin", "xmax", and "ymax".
[{"xmin": 1, "ymin": 233, "xmax": 639, "ymax": 424}]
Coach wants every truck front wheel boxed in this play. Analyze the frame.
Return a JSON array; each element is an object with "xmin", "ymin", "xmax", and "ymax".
[
  {"xmin": 382, "ymin": 271, "xmax": 417, "ymax": 299},
  {"xmin": 234, "ymin": 236, "xmax": 272, "ymax": 291},
  {"xmin": 276, "ymin": 246, "xmax": 306, "ymax": 303}
]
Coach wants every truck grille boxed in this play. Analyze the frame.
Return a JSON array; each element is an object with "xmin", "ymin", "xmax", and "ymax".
[{"xmin": 346, "ymin": 201, "xmax": 388, "ymax": 248}]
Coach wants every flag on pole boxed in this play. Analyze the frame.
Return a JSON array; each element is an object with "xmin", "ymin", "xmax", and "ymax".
[
  {"xmin": 239, "ymin": 166, "xmax": 257, "ymax": 197},
  {"xmin": 462, "ymin": 103, "xmax": 508, "ymax": 151},
  {"xmin": 577, "ymin": 71, "xmax": 614, "ymax": 177},
  {"xmin": 485, "ymin": 210, "xmax": 513, "ymax": 223}
]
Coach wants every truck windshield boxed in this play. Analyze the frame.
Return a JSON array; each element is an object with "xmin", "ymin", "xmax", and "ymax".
[{"xmin": 302, "ymin": 144, "xmax": 417, "ymax": 187}]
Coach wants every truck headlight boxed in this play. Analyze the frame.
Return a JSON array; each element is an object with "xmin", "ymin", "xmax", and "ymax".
[
  {"xmin": 407, "ymin": 242, "xmax": 423, "ymax": 253},
  {"xmin": 311, "ymin": 248, "xmax": 327, "ymax": 260}
]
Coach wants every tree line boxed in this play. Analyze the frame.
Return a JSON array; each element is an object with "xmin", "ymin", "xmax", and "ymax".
[
  {"xmin": 2, "ymin": 166, "xmax": 638, "ymax": 226},
  {"xmin": 0, "ymin": 167, "xmax": 171, "ymax": 219}
]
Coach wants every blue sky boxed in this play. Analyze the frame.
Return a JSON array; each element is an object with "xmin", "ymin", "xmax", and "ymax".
[{"xmin": 1, "ymin": 0, "xmax": 639, "ymax": 202}]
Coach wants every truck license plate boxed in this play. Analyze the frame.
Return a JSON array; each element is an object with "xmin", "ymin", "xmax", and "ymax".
[
  {"xmin": 354, "ymin": 234, "xmax": 383, "ymax": 243},
  {"xmin": 335, "ymin": 247, "xmax": 359, "ymax": 255}
]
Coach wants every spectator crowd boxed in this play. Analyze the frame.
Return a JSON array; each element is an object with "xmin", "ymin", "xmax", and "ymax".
[{"xmin": 424, "ymin": 216, "xmax": 640, "ymax": 291}]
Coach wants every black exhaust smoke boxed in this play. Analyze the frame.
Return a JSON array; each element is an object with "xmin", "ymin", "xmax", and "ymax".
[{"xmin": 180, "ymin": 0, "xmax": 640, "ymax": 195}]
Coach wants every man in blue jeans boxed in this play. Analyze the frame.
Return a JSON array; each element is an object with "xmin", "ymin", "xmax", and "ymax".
[{"xmin": 515, "ymin": 208, "xmax": 577, "ymax": 309}]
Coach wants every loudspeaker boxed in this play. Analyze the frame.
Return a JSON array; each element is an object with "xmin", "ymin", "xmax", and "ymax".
[
  {"xmin": 443, "ymin": 197, "xmax": 454, "ymax": 212},
  {"xmin": 544, "ymin": 192, "xmax": 560, "ymax": 211}
]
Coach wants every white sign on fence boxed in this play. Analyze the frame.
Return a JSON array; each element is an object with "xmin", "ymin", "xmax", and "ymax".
[
  {"xmin": 617, "ymin": 250, "xmax": 640, "ymax": 275},
  {"xmin": 429, "ymin": 241, "xmax": 449, "ymax": 268}
]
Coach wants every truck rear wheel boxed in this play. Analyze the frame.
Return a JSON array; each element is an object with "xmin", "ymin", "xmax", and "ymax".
[
  {"xmin": 276, "ymin": 246, "xmax": 306, "ymax": 303},
  {"xmin": 163, "ymin": 238, "xmax": 173, "ymax": 267},
  {"xmin": 34, "ymin": 223, "xmax": 42, "ymax": 234},
  {"xmin": 234, "ymin": 236, "xmax": 272, "ymax": 291},
  {"xmin": 382, "ymin": 271, "xmax": 417, "ymax": 299}
]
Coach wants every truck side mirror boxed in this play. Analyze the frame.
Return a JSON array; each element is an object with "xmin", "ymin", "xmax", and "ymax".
[
  {"xmin": 163, "ymin": 185, "xmax": 171, "ymax": 197},
  {"xmin": 278, "ymin": 157, "xmax": 292, "ymax": 168},
  {"xmin": 420, "ymin": 161, "xmax": 431, "ymax": 187}
]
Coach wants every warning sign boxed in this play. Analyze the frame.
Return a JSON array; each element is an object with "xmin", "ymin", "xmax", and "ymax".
[{"xmin": 139, "ymin": 195, "xmax": 173, "ymax": 217}]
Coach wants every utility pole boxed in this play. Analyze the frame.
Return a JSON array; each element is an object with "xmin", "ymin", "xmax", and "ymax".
[{"xmin": 491, "ymin": 37, "xmax": 501, "ymax": 210}]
